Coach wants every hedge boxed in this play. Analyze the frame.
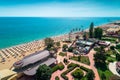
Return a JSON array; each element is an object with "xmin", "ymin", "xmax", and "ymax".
[
  {"xmin": 80, "ymin": 66, "xmax": 91, "ymax": 72},
  {"xmin": 80, "ymin": 66, "xmax": 95, "ymax": 80},
  {"xmin": 71, "ymin": 69, "xmax": 84, "ymax": 79},
  {"xmin": 67, "ymin": 63, "xmax": 79, "ymax": 69},
  {"xmin": 61, "ymin": 63, "xmax": 79, "ymax": 80},
  {"xmin": 52, "ymin": 62, "xmax": 64, "ymax": 73}
]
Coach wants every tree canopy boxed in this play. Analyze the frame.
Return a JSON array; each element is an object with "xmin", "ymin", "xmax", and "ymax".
[
  {"xmin": 89, "ymin": 22, "xmax": 94, "ymax": 38},
  {"xmin": 62, "ymin": 44, "xmax": 68, "ymax": 51},
  {"xmin": 36, "ymin": 64, "xmax": 52, "ymax": 80},
  {"xmin": 101, "ymin": 73, "xmax": 106, "ymax": 80},
  {"xmin": 56, "ymin": 42, "xmax": 60, "ymax": 47},
  {"xmin": 94, "ymin": 51, "xmax": 106, "ymax": 68},
  {"xmin": 94, "ymin": 27, "xmax": 103, "ymax": 39},
  {"xmin": 44, "ymin": 38, "xmax": 54, "ymax": 49},
  {"xmin": 86, "ymin": 70, "xmax": 95, "ymax": 80},
  {"xmin": 116, "ymin": 53, "xmax": 120, "ymax": 61}
]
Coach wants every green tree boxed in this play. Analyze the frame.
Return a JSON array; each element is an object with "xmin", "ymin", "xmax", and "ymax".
[
  {"xmin": 56, "ymin": 42, "xmax": 60, "ymax": 47},
  {"xmin": 94, "ymin": 27, "xmax": 103, "ymax": 39},
  {"xmin": 86, "ymin": 70, "xmax": 95, "ymax": 80},
  {"xmin": 110, "ymin": 46, "xmax": 115, "ymax": 50},
  {"xmin": 116, "ymin": 53, "xmax": 120, "ymax": 61},
  {"xmin": 36, "ymin": 64, "xmax": 52, "ymax": 80},
  {"xmin": 62, "ymin": 44, "xmax": 68, "ymax": 51},
  {"xmin": 83, "ymin": 32, "xmax": 87, "ymax": 40},
  {"xmin": 63, "ymin": 58, "xmax": 68, "ymax": 63},
  {"xmin": 89, "ymin": 22, "xmax": 94, "ymax": 38},
  {"xmin": 68, "ymin": 47, "xmax": 74, "ymax": 52},
  {"xmin": 101, "ymin": 73, "xmax": 106, "ymax": 80},
  {"xmin": 78, "ymin": 55, "xmax": 81, "ymax": 61},
  {"xmin": 44, "ymin": 38, "xmax": 54, "ymax": 49},
  {"xmin": 94, "ymin": 52, "xmax": 106, "ymax": 67},
  {"xmin": 100, "ymin": 46, "xmax": 105, "ymax": 53}
]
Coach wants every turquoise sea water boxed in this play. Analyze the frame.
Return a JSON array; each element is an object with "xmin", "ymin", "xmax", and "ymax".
[{"xmin": 0, "ymin": 17, "xmax": 120, "ymax": 49}]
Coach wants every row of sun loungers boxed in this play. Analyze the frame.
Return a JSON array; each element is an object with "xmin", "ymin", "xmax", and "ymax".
[{"xmin": 0, "ymin": 40, "xmax": 45, "ymax": 62}]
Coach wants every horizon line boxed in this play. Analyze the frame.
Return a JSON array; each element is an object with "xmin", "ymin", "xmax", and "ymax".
[{"xmin": 0, "ymin": 16, "xmax": 120, "ymax": 18}]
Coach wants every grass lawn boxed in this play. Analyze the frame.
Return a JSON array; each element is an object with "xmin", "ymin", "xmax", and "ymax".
[
  {"xmin": 101, "ymin": 37, "xmax": 117, "ymax": 43},
  {"xmin": 98, "ymin": 68, "xmax": 113, "ymax": 80},
  {"xmin": 106, "ymin": 56, "xmax": 116, "ymax": 62},
  {"xmin": 106, "ymin": 50, "xmax": 116, "ymax": 63},
  {"xmin": 59, "ymin": 52, "xmax": 67, "ymax": 57},
  {"xmin": 117, "ymin": 48, "xmax": 120, "ymax": 52},
  {"xmin": 102, "ymin": 37, "xmax": 117, "ymax": 43},
  {"xmin": 70, "ymin": 56, "xmax": 90, "ymax": 65}
]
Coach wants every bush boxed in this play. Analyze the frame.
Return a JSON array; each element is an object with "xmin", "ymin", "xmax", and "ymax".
[
  {"xmin": 52, "ymin": 65, "xmax": 59, "ymax": 72},
  {"xmin": 80, "ymin": 66, "xmax": 91, "ymax": 72},
  {"xmin": 116, "ymin": 53, "xmax": 120, "ymax": 61},
  {"xmin": 52, "ymin": 62, "xmax": 64, "ymax": 72},
  {"xmin": 86, "ymin": 70, "xmax": 95, "ymax": 80},
  {"xmin": 94, "ymin": 47, "xmax": 100, "ymax": 52},
  {"xmin": 68, "ymin": 47, "xmax": 74, "ymax": 52},
  {"xmin": 59, "ymin": 52, "xmax": 66, "ymax": 56},
  {"xmin": 61, "ymin": 72, "xmax": 68, "ymax": 80},
  {"xmin": 107, "ymin": 58, "xmax": 114, "ymax": 62},
  {"xmin": 72, "ymin": 69, "xmax": 84, "ymax": 79},
  {"xmin": 61, "ymin": 63, "xmax": 79, "ymax": 80},
  {"xmin": 67, "ymin": 63, "xmax": 79, "ymax": 69},
  {"xmin": 110, "ymin": 46, "xmax": 115, "ymax": 50},
  {"xmin": 55, "ymin": 76, "xmax": 59, "ymax": 80},
  {"xmin": 63, "ymin": 58, "xmax": 68, "ymax": 64},
  {"xmin": 62, "ymin": 44, "xmax": 68, "ymax": 51},
  {"xmin": 61, "ymin": 67, "xmax": 77, "ymax": 80},
  {"xmin": 56, "ymin": 42, "xmax": 60, "ymax": 47},
  {"xmin": 116, "ymin": 44, "xmax": 120, "ymax": 49},
  {"xmin": 101, "ymin": 73, "xmax": 106, "ymax": 80},
  {"xmin": 59, "ymin": 63, "xmax": 64, "ymax": 70}
]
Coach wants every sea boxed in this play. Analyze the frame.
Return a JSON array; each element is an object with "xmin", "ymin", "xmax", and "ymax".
[{"xmin": 0, "ymin": 17, "xmax": 120, "ymax": 49}]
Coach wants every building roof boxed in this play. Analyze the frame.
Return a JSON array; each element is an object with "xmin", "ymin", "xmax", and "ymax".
[
  {"xmin": 84, "ymin": 46, "xmax": 90, "ymax": 51},
  {"xmin": 14, "ymin": 50, "xmax": 50, "ymax": 67},
  {"xmin": 0, "ymin": 69, "xmax": 16, "ymax": 80},
  {"xmin": 116, "ymin": 62, "xmax": 120, "ymax": 67},
  {"xmin": 23, "ymin": 58, "xmax": 56, "ymax": 76},
  {"xmin": 99, "ymin": 41, "xmax": 110, "ymax": 46},
  {"xmin": 76, "ymin": 40, "xmax": 93, "ymax": 46}
]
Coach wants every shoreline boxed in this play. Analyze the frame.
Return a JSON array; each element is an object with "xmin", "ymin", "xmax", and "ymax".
[{"xmin": 0, "ymin": 20, "xmax": 118, "ymax": 50}]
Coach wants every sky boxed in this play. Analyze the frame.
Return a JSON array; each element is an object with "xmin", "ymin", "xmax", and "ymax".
[{"xmin": 0, "ymin": 0, "xmax": 120, "ymax": 17}]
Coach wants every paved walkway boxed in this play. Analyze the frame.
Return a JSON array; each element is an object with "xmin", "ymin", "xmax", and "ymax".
[
  {"xmin": 87, "ymin": 49, "xmax": 100, "ymax": 80},
  {"xmin": 51, "ymin": 62, "xmax": 67, "ymax": 80},
  {"xmin": 51, "ymin": 44, "xmax": 100, "ymax": 80}
]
